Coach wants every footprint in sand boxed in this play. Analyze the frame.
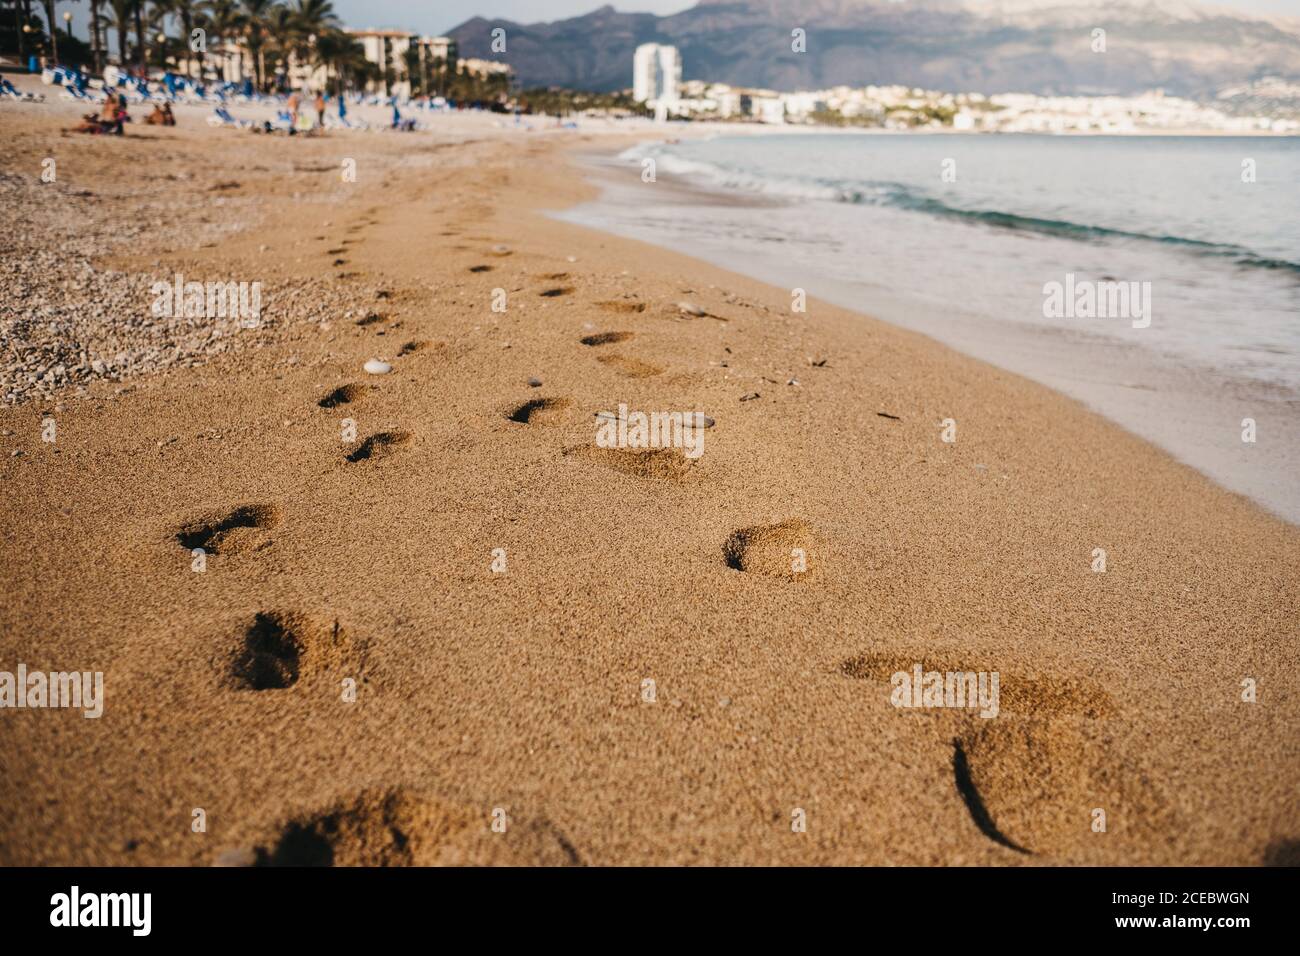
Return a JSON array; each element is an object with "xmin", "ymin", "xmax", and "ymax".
[
  {"xmin": 595, "ymin": 354, "xmax": 663, "ymax": 379},
  {"xmin": 508, "ymin": 397, "xmax": 571, "ymax": 425},
  {"xmin": 318, "ymin": 383, "xmax": 368, "ymax": 409},
  {"xmin": 1263, "ymin": 839, "xmax": 1300, "ymax": 866},
  {"xmin": 952, "ymin": 719, "xmax": 1171, "ymax": 856},
  {"xmin": 397, "ymin": 340, "xmax": 434, "ymax": 357},
  {"xmin": 580, "ymin": 331, "xmax": 634, "ymax": 347},
  {"xmin": 564, "ymin": 445, "xmax": 697, "ymax": 482},
  {"xmin": 839, "ymin": 653, "xmax": 1167, "ymax": 856},
  {"xmin": 247, "ymin": 788, "xmax": 579, "ymax": 867},
  {"xmin": 468, "ymin": 265, "xmax": 493, "ymax": 273},
  {"xmin": 176, "ymin": 503, "xmax": 282, "ymax": 556},
  {"xmin": 722, "ymin": 519, "xmax": 816, "ymax": 579},
  {"xmin": 355, "ymin": 312, "xmax": 386, "ymax": 327},
  {"xmin": 539, "ymin": 286, "xmax": 574, "ymax": 298},
  {"xmin": 597, "ymin": 300, "xmax": 646, "ymax": 314},
  {"xmin": 838, "ymin": 653, "xmax": 1115, "ymax": 720},
  {"xmin": 226, "ymin": 610, "xmax": 362, "ymax": 692},
  {"xmin": 345, "ymin": 430, "xmax": 413, "ymax": 463}
]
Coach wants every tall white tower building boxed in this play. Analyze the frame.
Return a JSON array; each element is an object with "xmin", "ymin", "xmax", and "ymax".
[
  {"xmin": 633, "ymin": 43, "xmax": 659, "ymax": 104},
  {"xmin": 656, "ymin": 45, "xmax": 681, "ymax": 105},
  {"xmin": 633, "ymin": 43, "xmax": 682, "ymax": 108}
]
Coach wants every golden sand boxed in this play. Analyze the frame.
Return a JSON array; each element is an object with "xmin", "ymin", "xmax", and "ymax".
[{"xmin": 1, "ymin": 107, "xmax": 1297, "ymax": 866}]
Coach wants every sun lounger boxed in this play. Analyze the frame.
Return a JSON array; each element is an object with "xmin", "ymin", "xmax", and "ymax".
[{"xmin": 206, "ymin": 106, "xmax": 250, "ymax": 128}]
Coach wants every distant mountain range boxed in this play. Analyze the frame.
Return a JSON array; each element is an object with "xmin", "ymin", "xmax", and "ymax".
[{"xmin": 447, "ymin": 0, "xmax": 1300, "ymax": 98}]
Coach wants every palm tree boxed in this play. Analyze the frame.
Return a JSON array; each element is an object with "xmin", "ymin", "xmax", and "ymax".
[
  {"xmin": 38, "ymin": 0, "xmax": 62, "ymax": 65},
  {"xmin": 157, "ymin": 0, "xmax": 201, "ymax": 77},
  {"xmin": 287, "ymin": 0, "xmax": 335, "ymax": 88},
  {"xmin": 311, "ymin": 26, "xmax": 362, "ymax": 98},
  {"xmin": 204, "ymin": 0, "xmax": 244, "ymax": 82},
  {"xmin": 144, "ymin": 0, "xmax": 172, "ymax": 68},
  {"xmin": 290, "ymin": 0, "xmax": 334, "ymax": 38},
  {"xmin": 239, "ymin": 0, "xmax": 279, "ymax": 91},
  {"xmin": 264, "ymin": 1, "xmax": 294, "ymax": 89},
  {"xmin": 107, "ymin": 0, "xmax": 133, "ymax": 65},
  {"xmin": 89, "ymin": 0, "xmax": 104, "ymax": 73},
  {"xmin": 132, "ymin": 0, "xmax": 147, "ymax": 72}
]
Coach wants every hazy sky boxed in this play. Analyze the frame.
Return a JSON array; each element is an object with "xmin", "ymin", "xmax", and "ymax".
[
  {"xmin": 48, "ymin": 1, "xmax": 1300, "ymax": 44},
  {"xmin": 324, "ymin": 1, "xmax": 1299, "ymax": 34}
]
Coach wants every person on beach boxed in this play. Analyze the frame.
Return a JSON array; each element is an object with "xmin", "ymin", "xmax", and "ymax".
[
  {"xmin": 99, "ymin": 92, "xmax": 125, "ymax": 135},
  {"xmin": 71, "ymin": 112, "xmax": 103, "ymax": 134},
  {"xmin": 146, "ymin": 103, "xmax": 175, "ymax": 126},
  {"xmin": 288, "ymin": 90, "xmax": 301, "ymax": 126},
  {"xmin": 314, "ymin": 91, "xmax": 326, "ymax": 127}
]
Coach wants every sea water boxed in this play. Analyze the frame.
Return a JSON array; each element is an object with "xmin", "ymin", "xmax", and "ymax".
[{"xmin": 559, "ymin": 132, "xmax": 1300, "ymax": 522}]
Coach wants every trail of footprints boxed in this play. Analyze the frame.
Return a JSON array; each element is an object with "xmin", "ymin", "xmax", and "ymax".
[{"xmin": 170, "ymin": 249, "xmax": 1164, "ymax": 863}]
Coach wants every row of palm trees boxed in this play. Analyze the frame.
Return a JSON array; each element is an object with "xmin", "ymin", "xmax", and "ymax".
[
  {"xmin": 8, "ymin": 0, "xmax": 512, "ymax": 102},
  {"xmin": 24, "ymin": 0, "xmax": 372, "ymax": 94}
]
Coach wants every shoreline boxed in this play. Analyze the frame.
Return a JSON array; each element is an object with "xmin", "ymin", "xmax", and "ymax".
[
  {"xmin": 2, "ymin": 105, "xmax": 1298, "ymax": 866},
  {"xmin": 558, "ymin": 141, "xmax": 1300, "ymax": 526}
]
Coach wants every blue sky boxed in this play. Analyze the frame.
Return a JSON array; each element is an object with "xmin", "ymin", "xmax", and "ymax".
[{"xmin": 47, "ymin": 1, "xmax": 1300, "ymax": 44}]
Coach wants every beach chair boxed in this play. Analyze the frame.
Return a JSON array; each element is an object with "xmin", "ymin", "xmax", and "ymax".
[
  {"xmin": 2, "ymin": 78, "xmax": 44, "ymax": 102},
  {"xmin": 59, "ymin": 85, "xmax": 94, "ymax": 102},
  {"xmin": 207, "ymin": 106, "xmax": 249, "ymax": 128}
]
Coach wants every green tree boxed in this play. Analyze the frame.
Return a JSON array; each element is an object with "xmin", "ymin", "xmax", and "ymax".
[
  {"xmin": 239, "ymin": 0, "xmax": 279, "ymax": 91},
  {"xmin": 311, "ymin": 26, "xmax": 362, "ymax": 98},
  {"xmin": 204, "ymin": 0, "xmax": 245, "ymax": 82},
  {"xmin": 89, "ymin": 0, "xmax": 103, "ymax": 72},
  {"xmin": 38, "ymin": 0, "xmax": 66, "ymax": 64},
  {"xmin": 133, "ymin": 0, "xmax": 147, "ymax": 71},
  {"xmin": 106, "ymin": 0, "xmax": 133, "ymax": 65}
]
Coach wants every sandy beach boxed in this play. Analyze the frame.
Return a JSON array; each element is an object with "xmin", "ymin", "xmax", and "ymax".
[{"xmin": 1, "ymin": 89, "xmax": 1298, "ymax": 867}]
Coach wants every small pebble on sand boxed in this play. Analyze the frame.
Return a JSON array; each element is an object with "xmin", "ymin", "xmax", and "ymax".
[
  {"xmin": 528, "ymin": 377, "xmax": 543, "ymax": 387},
  {"xmin": 364, "ymin": 359, "xmax": 392, "ymax": 374},
  {"xmin": 678, "ymin": 301, "xmax": 707, "ymax": 317}
]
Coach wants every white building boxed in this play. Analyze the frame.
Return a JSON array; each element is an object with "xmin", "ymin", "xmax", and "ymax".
[
  {"xmin": 752, "ymin": 95, "xmax": 786, "ymax": 124},
  {"xmin": 633, "ymin": 43, "xmax": 681, "ymax": 108},
  {"xmin": 348, "ymin": 28, "xmax": 415, "ymax": 97}
]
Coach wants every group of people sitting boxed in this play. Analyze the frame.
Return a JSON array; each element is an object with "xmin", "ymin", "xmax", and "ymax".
[
  {"xmin": 70, "ymin": 92, "xmax": 175, "ymax": 135},
  {"xmin": 146, "ymin": 102, "xmax": 176, "ymax": 126}
]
